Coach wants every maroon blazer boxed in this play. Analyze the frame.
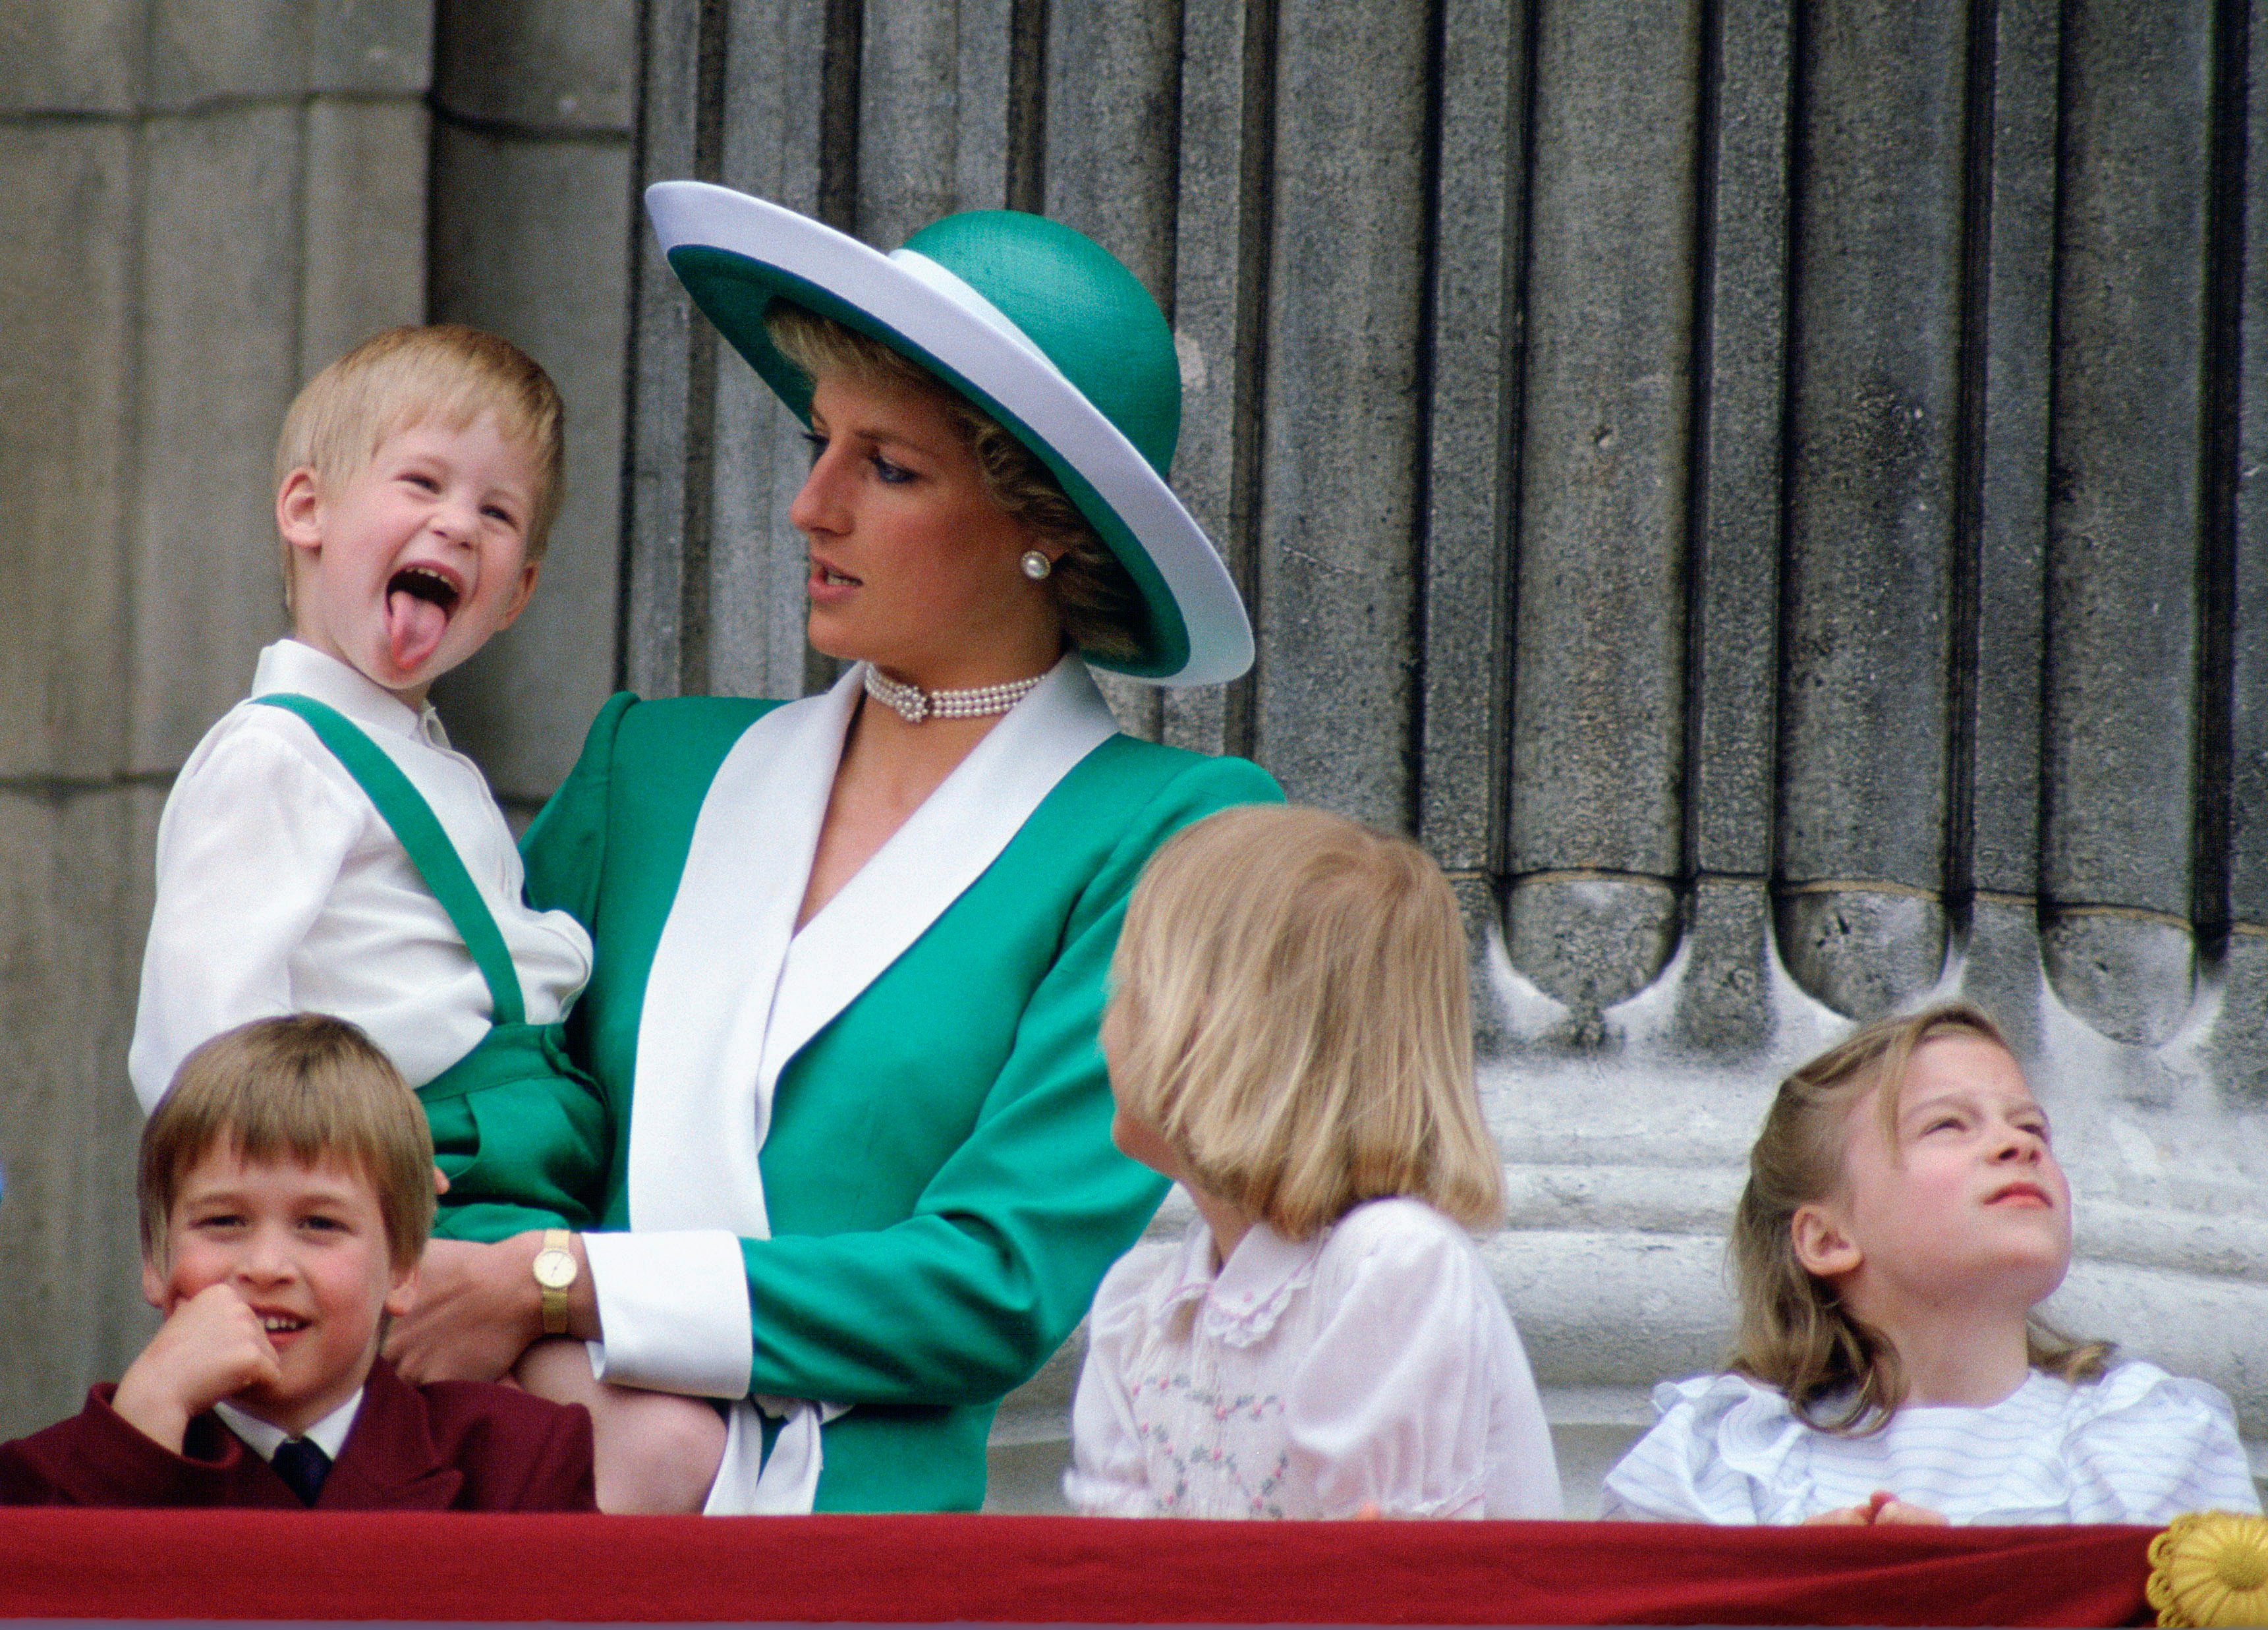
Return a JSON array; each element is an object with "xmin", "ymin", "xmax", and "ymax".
[{"xmin": 0, "ymin": 1357, "xmax": 596, "ymax": 1511}]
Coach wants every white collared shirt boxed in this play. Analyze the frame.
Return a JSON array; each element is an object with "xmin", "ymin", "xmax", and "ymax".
[
  {"xmin": 1602, "ymin": 1364, "xmax": 2263, "ymax": 1524},
  {"xmin": 212, "ymin": 1389, "xmax": 362, "ymax": 1463},
  {"xmin": 1063, "ymin": 1197, "xmax": 1565, "ymax": 1519},
  {"xmin": 128, "ymin": 640, "xmax": 595, "ymax": 1108}
]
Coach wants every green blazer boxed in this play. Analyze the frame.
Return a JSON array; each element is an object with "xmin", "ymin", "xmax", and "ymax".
[{"xmin": 521, "ymin": 660, "xmax": 1280, "ymax": 1510}]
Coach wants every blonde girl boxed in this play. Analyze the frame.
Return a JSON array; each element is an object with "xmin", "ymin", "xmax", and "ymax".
[
  {"xmin": 1063, "ymin": 804, "xmax": 1562, "ymax": 1520},
  {"xmin": 1604, "ymin": 1003, "xmax": 2259, "ymax": 1525}
]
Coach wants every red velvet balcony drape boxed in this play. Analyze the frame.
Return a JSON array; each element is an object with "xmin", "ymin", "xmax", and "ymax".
[{"xmin": 0, "ymin": 1511, "xmax": 2156, "ymax": 1625}]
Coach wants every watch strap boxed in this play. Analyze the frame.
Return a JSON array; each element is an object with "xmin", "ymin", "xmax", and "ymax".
[{"xmin": 538, "ymin": 1228, "xmax": 573, "ymax": 1336}]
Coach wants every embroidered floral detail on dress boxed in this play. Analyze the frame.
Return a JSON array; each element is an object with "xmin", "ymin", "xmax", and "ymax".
[{"xmin": 1130, "ymin": 1366, "xmax": 1291, "ymax": 1519}]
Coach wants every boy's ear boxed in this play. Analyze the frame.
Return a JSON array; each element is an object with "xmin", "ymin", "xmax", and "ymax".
[
  {"xmin": 277, "ymin": 466, "xmax": 325, "ymax": 555},
  {"xmin": 1791, "ymin": 1202, "xmax": 1863, "ymax": 1279},
  {"xmin": 493, "ymin": 555, "xmax": 543, "ymax": 632},
  {"xmin": 383, "ymin": 1256, "xmax": 420, "ymax": 1320},
  {"xmin": 140, "ymin": 1256, "xmax": 168, "ymax": 1312}
]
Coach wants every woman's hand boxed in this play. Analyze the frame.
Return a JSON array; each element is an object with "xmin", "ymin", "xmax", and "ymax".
[{"xmin": 385, "ymin": 1237, "xmax": 544, "ymax": 1384}]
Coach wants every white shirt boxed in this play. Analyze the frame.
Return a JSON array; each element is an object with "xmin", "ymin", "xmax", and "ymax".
[
  {"xmin": 212, "ymin": 1390, "xmax": 361, "ymax": 1463},
  {"xmin": 1064, "ymin": 1197, "xmax": 1564, "ymax": 1519},
  {"xmin": 128, "ymin": 640, "xmax": 595, "ymax": 1107},
  {"xmin": 1602, "ymin": 1363, "xmax": 2263, "ymax": 1525}
]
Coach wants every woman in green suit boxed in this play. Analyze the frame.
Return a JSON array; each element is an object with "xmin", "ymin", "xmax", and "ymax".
[{"xmin": 386, "ymin": 186, "xmax": 1278, "ymax": 1513}]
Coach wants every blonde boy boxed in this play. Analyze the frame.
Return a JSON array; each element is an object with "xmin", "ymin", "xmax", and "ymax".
[
  {"xmin": 1, "ymin": 1016, "xmax": 595, "ymax": 1508},
  {"xmin": 128, "ymin": 326, "xmax": 607, "ymax": 1242}
]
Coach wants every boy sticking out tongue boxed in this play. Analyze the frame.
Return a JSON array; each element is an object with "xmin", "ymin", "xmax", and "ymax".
[{"xmin": 281, "ymin": 390, "xmax": 536, "ymax": 689}]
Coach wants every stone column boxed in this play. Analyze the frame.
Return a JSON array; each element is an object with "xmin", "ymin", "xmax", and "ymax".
[
  {"xmin": 426, "ymin": 0, "xmax": 638, "ymax": 812},
  {"xmin": 1774, "ymin": 0, "xmax": 1968, "ymax": 1021},
  {"xmin": 1504, "ymin": 0, "xmax": 1701, "ymax": 1036},
  {"xmin": 2040, "ymin": 0, "xmax": 2217, "ymax": 1047}
]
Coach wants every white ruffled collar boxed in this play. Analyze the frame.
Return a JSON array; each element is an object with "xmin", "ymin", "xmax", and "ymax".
[
  {"xmin": 1664, "ymin": 1368, "xmax": 2089, "ymax": 1524},
  {"xmin": 1623, "ymin": 1360, "xmax": 2250, "ymax": 1527},
  {"xmin": 1160, "ymin": 1215, "xmax": 1326, "ymax": 1348}
]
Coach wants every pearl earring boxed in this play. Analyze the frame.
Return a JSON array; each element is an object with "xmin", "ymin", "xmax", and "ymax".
[{"xmin": 1020, "ymin": 549, "xmax": 1054, "ymax": 581}]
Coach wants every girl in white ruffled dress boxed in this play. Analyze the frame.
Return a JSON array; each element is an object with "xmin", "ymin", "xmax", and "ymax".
[
  {"xmin": 1604, "ymin": 1003, "xmax": 2259, "ymax": 1525},
  {"xmin": 1063, "ymin": 804, "xmax": 1562, "ymax": 1520}
]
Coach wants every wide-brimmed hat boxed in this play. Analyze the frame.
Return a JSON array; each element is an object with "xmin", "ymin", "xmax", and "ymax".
[{"xmin": 645, "ymin": 181, "xmax": 1253, "ymax": 687}]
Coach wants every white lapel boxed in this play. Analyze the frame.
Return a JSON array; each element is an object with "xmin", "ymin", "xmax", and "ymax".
[
  {"xmin": 626, "ymin": 657, "xmax": 1118, "ymax": 1240},
  {"xmin": 758, "ymin": 657, "xmax": 1118, "ymax": 1100},
  {"xmin": 626, "ymin": 669, "xmax": 859, "ymax": 1237}
]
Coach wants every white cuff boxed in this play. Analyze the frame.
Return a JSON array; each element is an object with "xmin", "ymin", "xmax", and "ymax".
[{"xmin": 581, "ymin": 1229, "xmax": 753, "ymax": 1398}]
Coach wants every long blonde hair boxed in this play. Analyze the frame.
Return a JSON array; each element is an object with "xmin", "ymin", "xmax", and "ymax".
[
  {"xmin": 1729, "ymin": 1001, "xmax": 2110, "ymax": 1432},
  {"xmin": 1106, "ymin": 804, "xmax": 1503, "ymax": 1239}
]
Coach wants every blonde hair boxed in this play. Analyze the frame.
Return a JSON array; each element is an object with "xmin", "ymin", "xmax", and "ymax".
[
  {"xmin": 275, "ymin": 325, "xmax": 566, "ymax": 602},
  {"xmin": 1107, "ymin": 804, "xmax": 1504, "ymax": 1239},
  {"xmin": 763, "ymin": 304, "xmax": 1148, "ymax": 661},
  {"xmin": 1729, "ymin": 1001, "xmax": 2111, "ymax": 1433},
  {"xmin": 140, "ymin": 1015, "xmax": 437, "ymax": 1270}
]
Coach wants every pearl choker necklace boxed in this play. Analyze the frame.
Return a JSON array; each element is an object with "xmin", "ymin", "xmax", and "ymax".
[{"xmin": 863, "ymin": 665, "xmax": 1047, "ymax": 723}]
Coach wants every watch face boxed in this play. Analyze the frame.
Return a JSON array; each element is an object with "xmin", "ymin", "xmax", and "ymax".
[{"xmin": 533, "ymin": 1249, "xmax": 577, "ymax": 1290}]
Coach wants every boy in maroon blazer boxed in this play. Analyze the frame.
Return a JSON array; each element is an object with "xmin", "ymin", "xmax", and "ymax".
[{"xmin": 1, "ymin": 1015, "xmax": 596, "ymax": 1509}]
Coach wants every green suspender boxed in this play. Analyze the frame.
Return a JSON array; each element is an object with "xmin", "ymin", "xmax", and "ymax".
[
  {"xmin": 252, "ymin": 693, "xmax": 527, "ymax": 1028},
  {"xmin": 258, "ymin": 690, "xmax": 609, "ymax": 1239}
]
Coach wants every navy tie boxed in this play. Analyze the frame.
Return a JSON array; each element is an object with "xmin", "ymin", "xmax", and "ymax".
[{"xmin": 271, "ymin": 1437, "xmax": 331, "ymax": 1506}]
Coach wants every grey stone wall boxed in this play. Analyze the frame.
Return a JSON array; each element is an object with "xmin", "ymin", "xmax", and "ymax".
[
  {"xmin": 426, "ymin": 0, "xmax": 635, "ymax": 811},
  {"xmin": 0, "ymin": 0, "xmax": 633, "ymax": 1436}
]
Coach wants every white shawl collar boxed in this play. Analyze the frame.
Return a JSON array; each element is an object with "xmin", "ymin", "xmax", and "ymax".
[{"xmin": 626, "ymin": 656, "xmax": 1120, "ymax": 1237}]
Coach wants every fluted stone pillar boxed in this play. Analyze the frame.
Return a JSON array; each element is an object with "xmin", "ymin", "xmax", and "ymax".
[
  {"xmin": 1504, "ymin": 0, "xmax": 1698, "ymax": 1033},
  {"xmin": 2040, "ymin": 0, "xmax": 2217, "ymax": 1048},
  {"xmin": 1774, "ymin": 0, "xmax": 1967, "ymax": 1022}
]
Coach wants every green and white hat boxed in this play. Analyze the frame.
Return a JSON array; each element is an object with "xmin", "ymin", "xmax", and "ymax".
[{"xmin": 646, "ymin": 181, "xmax": 1253, "ymax": 687}]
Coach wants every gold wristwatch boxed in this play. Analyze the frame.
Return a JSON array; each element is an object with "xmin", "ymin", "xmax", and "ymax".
[{"xmin": 532, "ymin": 1229, "xmax": 579, "ymax": 1336}]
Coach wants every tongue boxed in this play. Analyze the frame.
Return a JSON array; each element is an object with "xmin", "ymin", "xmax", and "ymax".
[{"xmin": 386, "ymin": 588, "xmax": 449, "ymax": 673}]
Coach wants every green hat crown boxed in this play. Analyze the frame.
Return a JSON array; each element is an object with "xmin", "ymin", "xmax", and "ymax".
[{"xmin": 898, "ymin": 211, "xmax": 1181, "ymax": 478}]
